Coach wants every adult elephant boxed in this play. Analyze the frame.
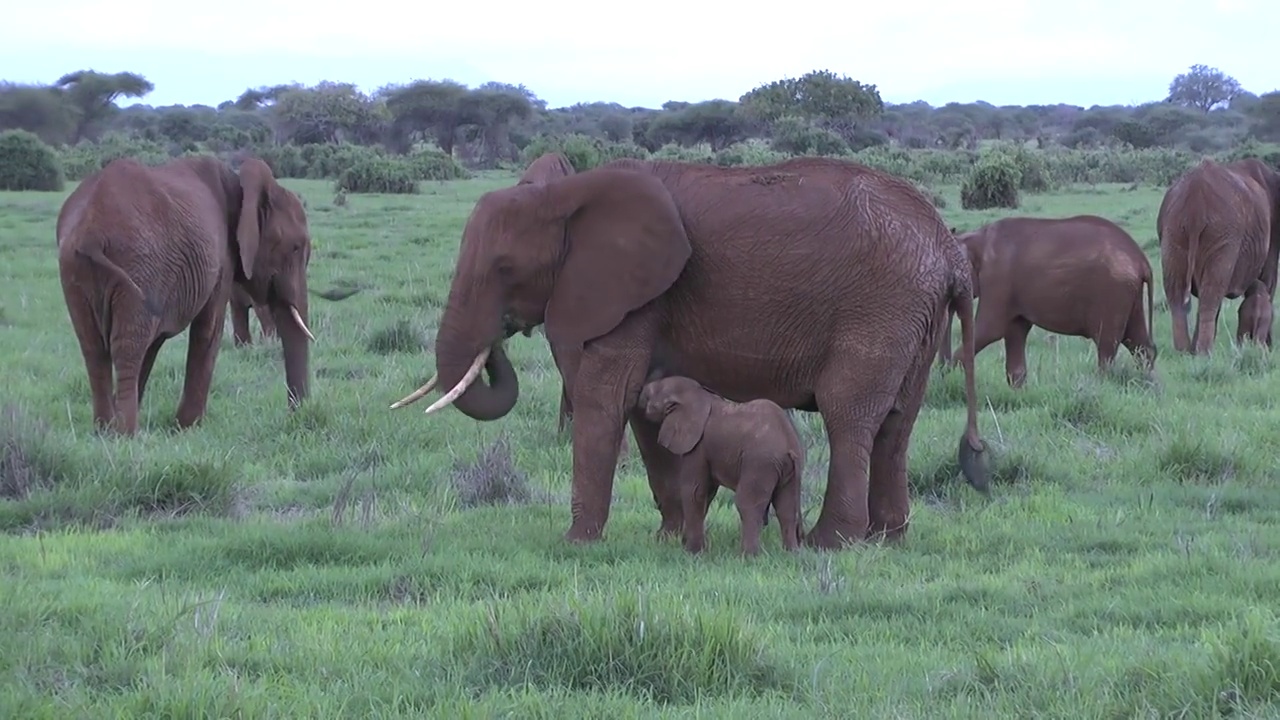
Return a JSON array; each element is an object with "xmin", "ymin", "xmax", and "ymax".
[
  {"xmin": 937, "ymin": 215, "xmax": 1157, "ymax": 386},
  {"xmin": 230, "ymin": 284, "xmax": 277, "ymax": 346},
  {"xmin": 56, "ymin": 155, "xmax": 316, "ymax": 435},
  {"xmin": 1158, "ymin": 157, "xmax": 1280, "ymax": 355},
  {"xmin": 391, "ymin": 157, "xmax": 989, "ymax": 550}
]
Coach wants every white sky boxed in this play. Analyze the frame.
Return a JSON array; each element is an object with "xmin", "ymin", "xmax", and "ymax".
[{"xmin": 2, "ymin": 0, "xmax": 1274, "ymax": 108}]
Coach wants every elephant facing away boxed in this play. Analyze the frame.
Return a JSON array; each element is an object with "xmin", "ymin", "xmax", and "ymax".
[
  {"xmin": 56, "ymin": 155, "xmax": 316, "ymax": 435},
  {"xmin": 938, "ymin": 215, "xmax": 1156, "ymax": 386},
  {"xmin": 392, "ymin": 156, "xmax": 989, "ymax": 551},
  {"xmin": 230, "ymin": 284, "xmax": 276, "ymax": 346},
  {"xmin": 1158, "ymin": 157, "xmax": 1280, "ymax": 355},
  {"xmin": 638, "ymin": 376, "xmax": 804, "ymax": 556},
  {"xmin": 1236, "ymin": 279, "xmax": 1273, "ymax": 348}
]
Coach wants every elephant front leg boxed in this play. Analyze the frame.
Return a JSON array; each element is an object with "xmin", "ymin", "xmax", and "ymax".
[
  {"xmin": 230, "ymin": 300, "xmax": 253, "ymax": 346},
  {"xmin": 628, "ymin": 412, "xmax": 686, "ymax": 538},
  {"xmin": 679, "ymin": 470, "xmax": 713, "ymax": 554},
  {"xmin": 175, "ymin": 296, "xmax": 228, "ymax": 429},
  {"xmin": 1003, "ymin": 318, "xmax": 1033, "ymax": 388},
  {"xmin": 253, "ymin": 303, "xmax": 277, "ymax": 339}
]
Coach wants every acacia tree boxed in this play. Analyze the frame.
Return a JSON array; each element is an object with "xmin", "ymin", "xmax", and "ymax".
[
  {"xmin": 269, "ymin": 82, "xmax": 387, "ymax": 145},
  {"xmin": 644, "ymin": 100, "xmax": 750, "ymax": 150},
  {"xmin": 1166, "ymin": 64, "xmax": 1244, "ymax": 113},
  {"xmin": 740, "ymin": 69, "xmax": 884, "ymax": 144},
  {"xmin": 0, "ymin": 83, "xmax": 77, "ymax": 145},
  {"xmin": 54, "ymin": 70, "xmax": 154, "ymax": 143}
]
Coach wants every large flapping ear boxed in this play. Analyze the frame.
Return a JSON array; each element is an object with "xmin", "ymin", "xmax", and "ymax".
[
  {"xmin": 542, "ymin": 168, "xmax": 692, "ymax": 348},
  {"xmin": 657, "ymin": 387, "xmax": 711, "ymax": 456},
  {"xmin": 236, "ymin": 157, "xmax": 275, "ymax": 281}
]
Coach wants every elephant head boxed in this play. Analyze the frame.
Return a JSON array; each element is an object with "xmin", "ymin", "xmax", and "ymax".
[
  {"xmin": 638, "ymin": 376, "xmax": 712, "ymax": 455},
  {"xmin": 393, "ymin": 165, "xmax": 691, "ymax": 420},
  {"xmin": 235, "ymin": 157, "xmax": 315, "ymax": 408}
]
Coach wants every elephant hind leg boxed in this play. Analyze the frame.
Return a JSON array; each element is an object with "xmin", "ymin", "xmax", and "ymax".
[
  {"xmin": 866, "ymin": 343, "xmax": 936, "ymax": 543},
  {"xmin": 1002, "ymin": 318, "xmax": 1034, "ymax": 388},
  {"xmin": 1120, "ymin": 293, "xmax": 1156, "ymax": 370},
  {"xmin": 805, "ymin": 350, "xmax": 903, "ymax": 551},
  {"xmin": 67, "ymin": 299, "xmax": 116, "ymax": 432}
]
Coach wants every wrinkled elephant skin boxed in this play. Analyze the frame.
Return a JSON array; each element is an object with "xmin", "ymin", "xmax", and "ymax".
[
  {"xmin": 1236, "ymin": 279, "xmax": 1273, "ymax": 348},
  {"xmin": 1158, "ymin": 157, "xmax": 1280, "ymax": 355},
  {"xmin": 56, "ymin": 155, "xmax": 315, "ymax": 435},
  {"xmin": 939, "ymin": 215, "xmax": 1157, "ymax": 386},
  {"xmin": 399, "ymin": 156, "xmax": 989, "ymax": 551}
]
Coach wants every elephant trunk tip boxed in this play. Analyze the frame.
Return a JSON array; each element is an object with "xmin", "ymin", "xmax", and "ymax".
[{"xmin": 958, "ymin": 434, "xmax": 991, "ymax": 495}]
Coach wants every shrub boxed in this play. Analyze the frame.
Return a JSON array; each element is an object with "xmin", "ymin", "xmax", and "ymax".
[
  {"xmin": 650, "ymin": 142, "xmax": 715, "ymax": 164},
  {"xmin": 57, "ymin": 134, "xmax": 170, "ymax": 181},
  {"xmin": 334, "ymin": 156, "xmax": 419, "ymax": 194},
  {"xmin": 408, "ymin": 147, "xmax": 469, "ymax": 181},
  {"xmin": 521, "ymin": 133, "xmax": 607, "ymax": 172},
  {"xmin": 0, "ymin": 130, "xmax": 64, "ymax": 191},
  {"xmin": 770, "ymin": 116, "xmax": 850, "ymax": 156},
  {"xmin": 961, "ymin": 154, "xmax": 1020, "ymax": 210},
  {"xmin": 255, "ymin": 144, "xmax": 307, "ymax": 179},
  {"xmin": 598, "ymin": 141, "xmax": 651, "ymax": 163},
  {"xmin": 714, "ymin": 139, "xmax": 789, "ymax": 167}
]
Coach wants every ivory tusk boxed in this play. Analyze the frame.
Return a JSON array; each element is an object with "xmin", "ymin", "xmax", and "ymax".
[
  {"xmin": 423, "ymin": 347, "xmax": 491, "ymax": 415},
  {"xmin": 389, "ymin": 373, "xmax": 437, "ymax": 409},
  {"xmin": 290, "ymin": 305, "xmax": 316, "ymax": 342}
]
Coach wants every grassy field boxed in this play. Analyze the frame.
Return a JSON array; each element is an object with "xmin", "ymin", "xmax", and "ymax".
[{"xmin": 3, "ymin": 170, "xmax": 1280, "ymax": 718}]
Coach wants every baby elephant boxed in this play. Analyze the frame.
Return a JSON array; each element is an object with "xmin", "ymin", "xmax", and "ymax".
[
  {"xmin": 1237, "ymin": 279, "xmax": 1273, "ymax": 348},
  {"xmin": 638, "ymin": 376, "xmax": 805, "ymax": 556}
]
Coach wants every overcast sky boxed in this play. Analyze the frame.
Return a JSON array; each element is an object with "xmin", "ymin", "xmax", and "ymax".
[{"xmin": 2, "ymin": 0, "xmax": 1275, "ymax": 109}]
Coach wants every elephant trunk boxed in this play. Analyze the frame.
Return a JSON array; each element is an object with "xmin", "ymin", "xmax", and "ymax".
[
  {"xmin": 428, "ymin": 292, "xmax": 520, "ymax": 421},
  {"xmin": 269, "ymin": 276, "xmax": 311, "ymax": 409}
]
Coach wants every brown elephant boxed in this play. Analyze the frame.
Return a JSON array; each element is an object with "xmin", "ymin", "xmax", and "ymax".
[
  {"xmin": 937, "ymin": 215, "xmax": 1157, "ymax": 386},
  {"xmin": 56, "ymin": 155, "xmax": 315, "ymax": 435},
  {"xmin": 230, "ymin": 283, "xmax": 276, "ymax": 346},
  {"xmin": 391, "ymin": 156, "xmax": 989, "ymax": 551},
  {"xmin": 1158, "ymin": 157, "xmax": 1280, "ymax": 355},
  {"xmin": 638, "ymin": 376, "xmax": 804, "ymax": 556},
  {"xmin": 1236, "ymin": 279, "xmax": 1272, "ymax": 348}
]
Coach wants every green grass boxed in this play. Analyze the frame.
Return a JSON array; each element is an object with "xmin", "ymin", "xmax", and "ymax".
[{"xmin": 3, "ymin": 172, "xmax": 1280, "ymax": 718}]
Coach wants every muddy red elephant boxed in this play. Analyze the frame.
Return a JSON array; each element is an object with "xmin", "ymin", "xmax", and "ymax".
[
  {"xmin": 938, "ymin": 215, "xmax": 1157, "ymax": 386},
  {"xmin": 56, "ymin": 155, "xmax": 315, "ymax": 435},
  {"xmin": 392, "ymin": 156, "xmax": 989, "ymax": 551},
  {"xmin": 1158, "ymin": 157, "xmax": 1280, "ymax": 355}
]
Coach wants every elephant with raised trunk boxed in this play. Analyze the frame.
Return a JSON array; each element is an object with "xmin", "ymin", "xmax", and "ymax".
[
  {"xmin": 938, "ymin": 215, "xmax": 1157, "ymax": 386},
  {"xmin": 56, "ymin": 155, "xmax": 316, "ymax": 435},
  {"xmin": 1158, "ymin": 157, "xmax": 1280, "ymax": 355},
  {"xmin": 392, "ymin": 156, "xmax": 989, "ymax": 551}
]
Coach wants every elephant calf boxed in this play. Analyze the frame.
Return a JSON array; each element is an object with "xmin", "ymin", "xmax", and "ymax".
[
  {"xmin": 940, "ymin": 215, "xmax": 1157, "ymax": 387},
  {"xmin": 1237, "ymin": 280, "xmax": 1273, "ymax": 348},
  {"xmin": 638, "ymin": 376, "xmax": 804, "ymax": 556}
]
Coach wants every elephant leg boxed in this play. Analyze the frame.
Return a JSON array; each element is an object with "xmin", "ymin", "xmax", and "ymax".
[
  {"xmin": 1003, "ymin": 318, "xmax": 1033, "ymax": 388},
  {"xmin": 679, "ymin": 472, "xmax": 712, "ymax": 554},
  {"xmin": 253, "ymin": 303, "xmax": 276, "ymax": 339},
  {"xmin": 734, "ymin": 477, "xmax": 770, "ymax": 557},
  {"xmin": 628, "ymin": 410, "xmax": 686, "ymax": 538},
  {"xmin": 1168, "ymin": 292, "xmax": 1192, "ymax": 353},
  {"xmin": 770, "ymin": 478, "xmax": 803, "ymax": 551},
  {"xmin": 175, "ymin": 295, "xmax": 228, "ymax": 429},
  {"xmin": 136, "ymin": 336, "xmax": 167, "ymax": 409},
  {"xmin": 1121, "ymin": 296, "xmax": 1156, "ymax": 371},
  {"xmin": 866, "ymin": 346, "xmax": 933, "ymax": 542},
  {"xmin": 230, "ymin": 299, "xmax": 252, "ymax": 347},
  {"xmin": 68, "ymin": 305, "xmax": 115, "ymax": 432},
  {"xmin": 1193, "ymin": 293, "xmax": 1226, "ymax": 356},
  {"xmin": 805, "ymin": 353, "xmax": 901, "ymax": 550},
  {"xmin": 969, "ymin": 300, "xmax": 1006, "ymax": 360},
  {"xmin": 563, "ymin": 313, "xmax": 658, "ymax": 543}
]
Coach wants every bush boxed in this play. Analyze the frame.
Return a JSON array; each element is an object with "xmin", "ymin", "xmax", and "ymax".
[
  {"xmin": 255, "ymin": 145, "xmax": 307, "ymax": 179},
  {"xmin": 961, "ymin": 154, "xmax": 1020, "ymax": 210},
  {"xmin": 334, "ymin": 156, "xmax": 419, "ymax": 194},
  {"xmin": 407, "ymin": 147, "xmax": 469, "ymax": 181},
  {"xmin": 521, "ymin": 133, "xmax": 608, "ymax": 172},
  {"xmin": 714, "ymin": 139, "xmax": 789, "ymax": 167},
  {"xmin": 0, "ymin": 130, "xmax": 64, "ymax": 191},
  {"xmin": 57, "ymin": 134, "xmax": 170, "ymax": 181},
  {"xmin": 770, "ymin": 116, "xmax": 849, "ymax": 156}
]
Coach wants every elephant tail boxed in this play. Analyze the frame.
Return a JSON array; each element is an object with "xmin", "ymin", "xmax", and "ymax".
[
  {"xmin": 948, "ymin": 272, "xmax": 990, "ymax": 495},
  {"xmin": 75, "ymin": 240, "xmax": 146, "ymax": 305}
]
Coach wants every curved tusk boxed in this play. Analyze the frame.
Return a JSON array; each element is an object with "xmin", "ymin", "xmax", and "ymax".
[
  {"xmin": 290, "ymin": 305, "xmax": 316, "ymax": 342},
  {"xmin": 423, "ymin": 347, "xmax": 491, "ymax": 416},
  {"xmin": 389, "ymin": 373, "xmax": 437, "ymax": 409}
]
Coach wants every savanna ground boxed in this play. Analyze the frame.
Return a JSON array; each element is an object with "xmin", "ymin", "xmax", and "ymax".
[{"xmin": 3, "ymin": 171, "xmax": 1280, "ymax": 719}]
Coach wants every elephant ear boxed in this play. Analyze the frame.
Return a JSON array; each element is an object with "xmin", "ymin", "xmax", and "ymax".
[
  {"xmin": 542, "ymin": 168, "xmax": 692, "ymax": 348},
  {"xmin": 658, "ymin": 390, "xmax": 711, "ymax": 456},
  {"xmin": 236, "ymin": 157, "xmax": 275, "ymax": 281}
]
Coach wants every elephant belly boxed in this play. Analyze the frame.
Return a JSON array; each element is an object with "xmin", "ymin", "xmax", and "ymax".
[{"xmin": 651, "ymin": 332, "xmax": 827, "ymax": 411}]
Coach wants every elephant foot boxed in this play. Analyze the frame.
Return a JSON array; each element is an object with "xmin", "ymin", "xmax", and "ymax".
[
  {"xmin": 564, "ymin": 521, "xmax": 604, "ymax": 544},
  {"xmin": 802, "ymin": 522, "xmax": 864, "ymax": 551}
]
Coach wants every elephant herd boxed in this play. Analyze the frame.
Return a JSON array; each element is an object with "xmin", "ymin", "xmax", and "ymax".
[{"xmin": 49, "ymin": 150, "xmax": 1280, "ymax": 555}]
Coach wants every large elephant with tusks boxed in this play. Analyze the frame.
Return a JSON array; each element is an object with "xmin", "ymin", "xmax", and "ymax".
[{"xmin": 392, "ymin": 157, "xmax": 990, "ymax": 551}]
